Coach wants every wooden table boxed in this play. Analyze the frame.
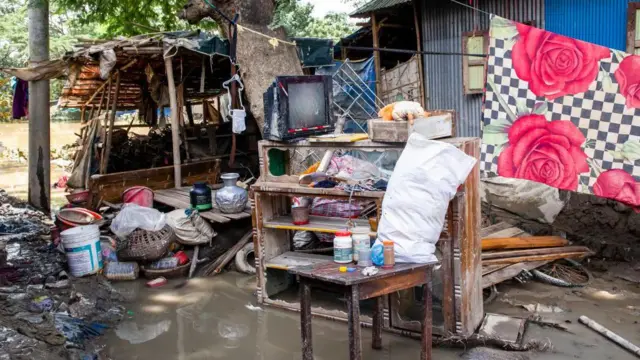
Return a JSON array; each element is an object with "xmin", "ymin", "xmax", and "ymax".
[{"xmin": 289, "ymin": 262, "xmax": 437, "ymax": 360}]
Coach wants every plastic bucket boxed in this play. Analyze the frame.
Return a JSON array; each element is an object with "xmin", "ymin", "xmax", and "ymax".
[
  {"xmin": 60, "ymin": 225, "xmax": 103, "ymax": 277},
  {"xmin": 122, "ymin": 186, "xmax": 154, "ymax": 207}
]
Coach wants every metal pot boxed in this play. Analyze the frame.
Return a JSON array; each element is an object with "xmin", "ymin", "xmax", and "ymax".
[{"xmin": 215, "ymin": 173, "xmax": 248, "ymax": 214}]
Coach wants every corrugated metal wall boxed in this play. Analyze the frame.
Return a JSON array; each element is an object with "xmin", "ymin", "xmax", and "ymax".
[
  {"xmin": 545, "ymin": 0, "xmax": 639, "ymax": 51},
  {"xmin": 420, "ymin": 0, "xmax": 544, "ymax": 137}
]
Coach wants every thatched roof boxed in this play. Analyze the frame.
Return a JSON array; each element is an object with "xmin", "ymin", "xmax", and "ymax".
[{"xmin": 58, "ymin": 31, "xmax": 232, "ymax": 110}]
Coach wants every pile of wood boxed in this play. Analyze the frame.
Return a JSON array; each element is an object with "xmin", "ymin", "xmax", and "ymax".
[{"xmin": 480, "ymin": 222, "xmax": 593, "ymax": 288}]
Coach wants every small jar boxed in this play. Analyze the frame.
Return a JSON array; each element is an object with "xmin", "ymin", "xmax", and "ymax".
[
  {"xmin": 333, "ymin": 230, "xmax": 353, "ymax": 264},
  {"xmin": 351, "ymin": 226, "xmax": 370, "ymax": 262},
  {"xmin": 382, "ymin": 240, "xmax": 395, "ymax": 269},
  {"xmin": 190, "ymin": 182, "xmax": 212, "ymax": 211}
]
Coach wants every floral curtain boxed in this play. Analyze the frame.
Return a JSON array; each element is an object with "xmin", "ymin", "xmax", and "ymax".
[{"xmin": 481, "ymin": 15, "xmax": 640, "ymax": 209}]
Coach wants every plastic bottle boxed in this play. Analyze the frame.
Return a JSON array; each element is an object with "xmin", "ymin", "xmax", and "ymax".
[
  {"xmin": 382, "ymin": 240, "xmax": 395, "ymax": 269},
  {"xmin": 333, "ymin": 230, "xmax": 353, "ymax": 264},
  {"xmin": 350, "ymin": 226, "xmax": 370, "ymax": 262}
]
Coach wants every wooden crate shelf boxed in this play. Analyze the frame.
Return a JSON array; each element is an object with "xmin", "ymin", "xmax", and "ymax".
[{"xmin": 263, "ymin": 215, "xmax": 373, "ymax": 235}]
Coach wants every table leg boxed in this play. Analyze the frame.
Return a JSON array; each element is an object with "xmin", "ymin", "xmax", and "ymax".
[
  {"xmin": 421, "ymin": 268, "xmax": 433, "ymax": 360},
  {"xmin": 372, "ymin": 296, "xmax": 383, "ymax": 350},
  {"xmin": 346, "ymin": 285, "xmax": 362, "ymax": 360},
  {"xmin": 300, "ymin": 279, "xmax": 313, "ymax": 360}
]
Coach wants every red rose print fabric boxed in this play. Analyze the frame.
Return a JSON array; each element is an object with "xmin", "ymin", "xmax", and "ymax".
[{"xmin": 481, "ymin": 16, "xmax": 640, "ymax": 209}]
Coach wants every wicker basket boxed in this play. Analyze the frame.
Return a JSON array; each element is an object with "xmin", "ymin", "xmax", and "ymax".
[
  {"xmin": 141, "ymin": 261, "xmax": 191, "ymax": 279},
  {"xmin": 117, "ymin": 225, "xmax": 175, "ymax": 261}
]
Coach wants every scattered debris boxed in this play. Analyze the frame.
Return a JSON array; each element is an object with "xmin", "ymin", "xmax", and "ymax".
[
  {"xmin": 460, "ymin": 347, "xmax": 530, "ymax": 360},
  {"xmin": 361, "ymin": 266, "xmax": 379, "ymax": 276},
  {"xmin": 115, "ymin": 320, "xmax": 172, "ymax": 344},
  {"xmin": 521, "ymin": 303, "xmax": 564, "ymax": 313},
  {"xmin": 245, "ymin": 303, "xmax": 262, "ymax": 312}
]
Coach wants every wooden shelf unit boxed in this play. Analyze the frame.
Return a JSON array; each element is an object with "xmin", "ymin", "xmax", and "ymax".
[{"xmin": 251, "ymin": 138, "xmax": 482, "ymax": 337}]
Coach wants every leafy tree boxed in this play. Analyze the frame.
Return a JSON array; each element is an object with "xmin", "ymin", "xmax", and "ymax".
[{"xmin": 272, "ymin": 0, "xmax": 357, "ymax": 41}]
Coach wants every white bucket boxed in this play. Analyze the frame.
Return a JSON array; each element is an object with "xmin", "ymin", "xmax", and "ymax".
[{"xmin": 60, "ymin": 224, "xmax": 103, "ymax": 277}]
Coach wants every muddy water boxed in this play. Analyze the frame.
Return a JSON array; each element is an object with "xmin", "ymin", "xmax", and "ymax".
[
  {"xmin": 0, "ymin": 121, "xmax": 149, "ymax": 208},
  {"xmin": 98, "ymin": 272, "xmax": 640, "ymax": 360}
]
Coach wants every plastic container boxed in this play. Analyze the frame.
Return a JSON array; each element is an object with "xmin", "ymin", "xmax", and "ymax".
[
  {"xmin": 149, "ymin": 257, "xmax": 179, "ymax": 270},
  {"xmin": 104, "ymin": 262, "xmax": 139, "ymax": 281},
  {"xmin": 190, "ymin": 182, "xmax": 213, "ymax": 211},
  {"xmin": 122, "ymin": 186, "xmax": 154, "ymax": 207},
  {"xmin": 333, "ymin": 230, "xmax": 353, "ymax": 264},
  {"xmin": 57, "ymin": 208, "xmax": 103, "ymax": 231},
  {"xmin": 60, "ymin": 225, "xmax": 103, "ymax": 277},
  {"xmin": 351, "ymin": 226, "xmax": 370, "ymax": 262},
  {"xmin": 358, "ymin": 247, "xmax": 372, "ymax": 267},
  {"xmin": 382, "ymin": 240, "xmax": 395, "ymax": 269}
]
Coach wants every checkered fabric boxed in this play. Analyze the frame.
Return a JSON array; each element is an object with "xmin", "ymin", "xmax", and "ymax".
[{"xmin": 481, "ymin": 35, "xmax": 640, "ymax": 193}]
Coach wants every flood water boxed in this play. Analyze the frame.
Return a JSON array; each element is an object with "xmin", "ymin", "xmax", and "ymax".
[
  {"xmin": 0, "ymin": 121, "xmax": 149, "ymax": 208},
  {"xmin": 97, "ymin": 272, "xmax": 640, "ymax": 360}
]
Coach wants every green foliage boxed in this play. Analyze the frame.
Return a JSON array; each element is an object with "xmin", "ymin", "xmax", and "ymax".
[
  {"xmin": 272, "ymin": 0, "xmax": 357, "ymax": 41},
  {"xmin": 55, "ymin": 0, "xmax": 215, "ymax": 37}
]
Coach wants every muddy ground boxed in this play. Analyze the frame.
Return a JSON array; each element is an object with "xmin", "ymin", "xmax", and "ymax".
[{"xmin": 95, "ymin": 270, "xmax": 640, "ymax": 360}]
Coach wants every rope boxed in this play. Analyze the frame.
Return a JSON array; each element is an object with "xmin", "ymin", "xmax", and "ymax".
[
  {"xmin": 236, "ymin": 25, "xmax": 297, "ymax": 47},
  {"xmin": 448, "ymin": 0, "xmax": 494, "ymax": 17}
]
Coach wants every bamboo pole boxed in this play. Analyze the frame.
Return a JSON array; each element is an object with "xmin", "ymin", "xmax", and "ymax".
[
  {"xmin": 579, "ymin": 316, "xmax": 640, "ymax": 357},
  {"xmin": 412, "ymin": 0, "xmax": 426, "ymax": 106},
  {"xmin": 371, "ymin": 12, "xmax": 382, "ymax": 97},
  {"xmin": 165, "ymin": 57, "xmax": 182, "ymax": 188},
  {"xmin": 101, "ymin": 71, "xmax": 120, "ymax": 174}
]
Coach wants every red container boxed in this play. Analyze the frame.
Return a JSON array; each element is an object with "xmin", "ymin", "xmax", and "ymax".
[
  {"xmin": 57, "ymin": 208, "xmax": 103, "ymax": 231},
  {"xmin": 65, "ymin": 190, "xmax": 90, "ymax": 204},
  {"xmin": 122, "ymin": 186, "xmax": 154, "ymax": 207},
  {"xmin": 173, "ymin": 251, "xmax": 189, "ymax": 265}
]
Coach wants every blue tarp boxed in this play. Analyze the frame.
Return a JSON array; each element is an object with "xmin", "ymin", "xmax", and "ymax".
[{"xmin": 316, "ymin": 57, "xmax": 376, "ymax": 132}]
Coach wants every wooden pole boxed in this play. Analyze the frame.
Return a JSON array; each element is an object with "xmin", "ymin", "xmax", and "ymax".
[
  {"xmin": 579, "ymin": 316, "xmax": 640, "ymax": 357},
  {"xmin": 412, "ymin": 0, "xmax": 426, "ymax": 107},
  {"xmin": 371, "ymin": 12, "xmax": 382, "ymax": 98},
  {"xmin": 27, "ymin": 0, "xmax": 50, "ymax": 211},
  {"xmin": 165, "ymin": 57, "xmax": 182, "ymax": 188},
  {"xmin": 101, "ymin": 71, "xmax": 120, "ymax": 174}
]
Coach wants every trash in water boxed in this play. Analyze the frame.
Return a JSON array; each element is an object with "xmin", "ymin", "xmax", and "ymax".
[
  {"xmin": 522, "ymin": 303, "xmax": 564, "ymax": 313},
  {"xmin": 29, "ymin": 296, "xmax": 54, "ymax": 313},
  {"xmin": 115, "ymin": 320, "xmax": 171, "ymax": 344},
  {"xmin": 54, "ymin": 313, "xmax": 108, "ymax": 345},
  {"xmin": 218, "ymin": 319, "xmax": 249, "ymax": 348},
  {"xmin": 245, "ymin": 303, "xmax": 262, "ymax": 312}
]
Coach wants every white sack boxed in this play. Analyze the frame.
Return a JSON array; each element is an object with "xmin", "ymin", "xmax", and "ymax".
[
  {"xmin": 110, "ymin": 203, "xmax": 166, "ymax": 240},
  {"xmin": 376, "ymin": 133, "xmax": 477, "ymax": 263},
  {"xmin": 166, "ymin": 209, "xmax": 217, "ymax": 245}
]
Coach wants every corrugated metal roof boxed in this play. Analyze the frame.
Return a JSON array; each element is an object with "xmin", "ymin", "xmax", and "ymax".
[
  {"xmin": 420, "ymin": 0, "xmax": 544, "ymax": 137},
  {"xmin": 350, "ymin": 0, "xmax": 411, "ymax": 17}
]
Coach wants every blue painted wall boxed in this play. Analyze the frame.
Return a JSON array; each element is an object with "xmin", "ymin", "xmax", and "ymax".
[{"xmin": 545, "ymin": 0, "xmax": 639, "ymax": 51}]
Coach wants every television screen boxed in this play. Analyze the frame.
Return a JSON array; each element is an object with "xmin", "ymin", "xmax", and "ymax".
[{"xmin": 288, "ymin": 82, "xmax": 327, "ymax": 128}]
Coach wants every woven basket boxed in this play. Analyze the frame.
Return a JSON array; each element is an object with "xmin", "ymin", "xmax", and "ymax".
[
  {"xmin": 141, "ymin": 261, "xmax": 190, "ymax": 279},
  {"xmin": 117, "ymin": 225, "xmax": 175, "ymax": 261}
]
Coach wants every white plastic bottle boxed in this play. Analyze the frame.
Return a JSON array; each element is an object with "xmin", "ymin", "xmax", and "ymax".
[{"xmin": 333, "ymin": 230, "xmax": 353, "ymax": 263}]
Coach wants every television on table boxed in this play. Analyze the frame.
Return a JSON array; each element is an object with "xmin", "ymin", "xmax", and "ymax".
[{"xmin": 263, "ymin": 75, "xmax": 335, "ymax": 141}]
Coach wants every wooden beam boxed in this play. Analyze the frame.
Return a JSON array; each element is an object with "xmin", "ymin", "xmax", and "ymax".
[
  {"xmin": 482, "ymin": 236, "xmax": 569, "ymax": 251},
  {"xmin": 412, "ymin": 0, "xmax": 426, "ymax": 107},
  {"xmin": 482, "ymin": 245, "xmax": 590, "ymax": 260},
  {"xmin": 482, "ymin": 261, "xmax": 550, "ymax": 289},
  {"xmin": 371, "ymin": 12, "xmax": 382, "ymax": 97},
  {"xmin": 165, "ymin": 57, "xmax": 182, "ymax": 188},
  {"xmin": 482, "ymin": 251, "xmax": 592, "ymax": 266},
  {"xmin": 101, "ymin": 70, "xmax": 121, "ymax": 174}
]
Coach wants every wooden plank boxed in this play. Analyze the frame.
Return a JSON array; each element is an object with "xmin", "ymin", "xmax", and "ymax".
[
  {"xmin": 480, "ymin": 222, "xmax": 516, "ymax": 238},
  {"xmin": 482, "ymin": 236, "xmax": 569, "ymax": 251},
  {"xmin": 358, "ymin": 270, "xmax": 427, "ymax": 300},
  {"xmin": 482, "ymin": 227, "xmax": 526, "ymax": 239},
  {"xmin": 264, "ymin": 215, "xmax": 371, "ymax": 234},
  {"xmin": 482, "ymin": 245, "xmax": 591, "ymax": 260},
  {"xmin": 265, "ymin": 251, "xmax": 332, "ymax": 270},
  {"xmin": 482, "ymin": 261, "xmax": 550, "ymax": 288},
  {"xmin": 253, "ymin": 182, "xmax": 385, "ymax": 199},
  {"xmin": 482, "ymin": 251, "xmax": 591, "ymax": 266},
  {"xmin": 481, "ymin": 264, "xmax": 510, "ymax": 276}
]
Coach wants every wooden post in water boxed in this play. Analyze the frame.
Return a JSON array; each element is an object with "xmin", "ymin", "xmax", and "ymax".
[
  {"xmin": 165, "ymin": 57, "xmax": 182, "ymax": 188},
  {"xmin": 28, "ymin": 0, "xmax": 50, "ymax": 211}
]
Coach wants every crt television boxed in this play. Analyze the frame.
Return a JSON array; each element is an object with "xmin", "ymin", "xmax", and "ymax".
[{"xmin": 263, "ymin": 75, "xmax": 334, "ymax": 141}]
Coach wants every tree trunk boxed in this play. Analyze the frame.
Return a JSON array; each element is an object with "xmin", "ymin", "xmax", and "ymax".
[{"xmin": 179, "ymin": 0, "xmax": 303, "ymax": 132}]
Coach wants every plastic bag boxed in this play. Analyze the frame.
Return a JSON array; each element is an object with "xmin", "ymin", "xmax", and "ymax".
[
  {"xmin": 231, "ymin": 109, "xmax": 246, "ymax": 134},
  {"xmin": 371, "ymin": 243, "xmax": 384, "ymax": 266},
  {"xmin": 376, "ymin": 133, "xmax": 476, "ymax": 263},
  {"xmin": 110, "ymin": 203, "xmax": 166, "ymax": 240},
  {"xmin": 166, "ymin": 209, "xmax": 217, "ymax": 245}
]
